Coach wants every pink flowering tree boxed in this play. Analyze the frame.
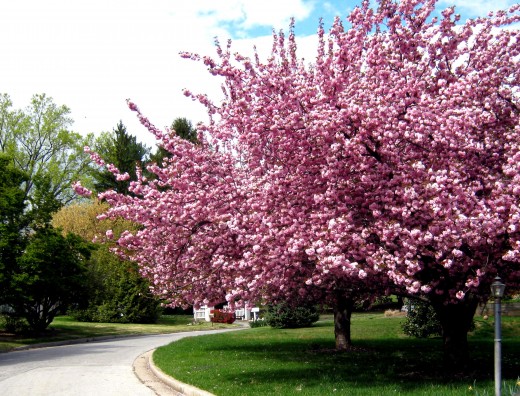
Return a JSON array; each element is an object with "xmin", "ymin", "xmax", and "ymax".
[{"xmin": 76, "ymin": 0, "xmax": 520, "ymax": 370}]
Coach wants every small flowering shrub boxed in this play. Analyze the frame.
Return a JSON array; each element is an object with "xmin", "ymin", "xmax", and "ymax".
[{"xmin": 210, "ymin": 309, "xmax": 236, "ymax": 324}]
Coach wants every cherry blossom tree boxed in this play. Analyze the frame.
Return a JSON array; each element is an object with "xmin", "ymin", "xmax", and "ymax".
[{"xmin": 76, "ymin": 0, "xmax": 520, "ymax": 370}]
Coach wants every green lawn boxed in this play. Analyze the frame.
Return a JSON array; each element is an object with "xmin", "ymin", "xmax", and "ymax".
[
  {"xmin": 0, "ymin": 315, "xmax": 236, "ymax": 352},
  {"xmin": 153, "ymin": 314, "xmax": 520, "ymax": 396}
]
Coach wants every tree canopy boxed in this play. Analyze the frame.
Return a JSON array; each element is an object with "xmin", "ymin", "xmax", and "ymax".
[
  {"xmin": 0, "ymin": 154, "xmax": 29, "ymax": 302},
  {"xmin": 10, "ymin": 228, "xmax": 91, "ymax": 332},
  {"xmin": 0, "ymin": 93, "xmax": 91, "ymax": 206},
  {"xmin": 0, "ymin": 94, "xmax": 94, "ymax": 332},
  {"xmin": 148, "ymin": 117, "xmax": 198, "ymax": 168},
  {"xmin": 52, "ymin": 200, "xmax": 160, "ymax": 324},
  {"xmin": 76, "ymin": 0, "xmax": 520, "ymax": 369}
]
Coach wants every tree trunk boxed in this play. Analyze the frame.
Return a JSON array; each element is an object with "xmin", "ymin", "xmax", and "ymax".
[
  {"xmin": 333, "ymin": 294, "xmax": 354, "ymax": 350},
  {"xmin": 432, "ymin": 298, "xmax": 479, "ymax": 373}
]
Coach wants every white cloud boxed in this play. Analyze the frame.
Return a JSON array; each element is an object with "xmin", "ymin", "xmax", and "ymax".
[
  {"xmin": 0, "ymin": 0, "xmax": 321, "ymax": 147},
  {"xmin": 198, "ymin": 0, "xmax": 315, "ymax": 33},
  {"xmin": 0, "ymin": 0, "xmax": 516, "ymax": 148}
]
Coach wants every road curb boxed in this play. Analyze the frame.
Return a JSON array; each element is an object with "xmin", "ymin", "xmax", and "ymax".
[
  {"xmin": 133, "ymin": 325, "xmax": 251, "ymax": 396},
  {"xmin": 134, "ymin": 349, "xmax": 215, "ymax": 396}
]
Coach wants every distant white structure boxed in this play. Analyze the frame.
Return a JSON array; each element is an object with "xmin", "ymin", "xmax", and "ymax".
[
  {"xmin": 251, "ymin": 307, "xmax": 260, "ymax": 321},
  {"xmin": 193, "ymin": 305, "xmax": 260, "ymax": 322},
  {"xmin": 193, "ymin": 306, "xmax": 213, "ymax": 322}
]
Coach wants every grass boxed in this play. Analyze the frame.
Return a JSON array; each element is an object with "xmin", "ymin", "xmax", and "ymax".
[
  {"xmin": 153, "ymin": 313, "xmax": 520, "ymax": 396},
  {"xmin": 0, "ymin": 315, "xmax": 237, "ymax": 353}
]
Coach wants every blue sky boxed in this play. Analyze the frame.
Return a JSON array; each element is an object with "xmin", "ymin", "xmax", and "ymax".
[
  {"xmin": 0, "ymin": 0, "xmax": 516, "ymax": 147},
  {"xmin": 207, "ymin": 1, "xmax": 518, "ymax": 37}
]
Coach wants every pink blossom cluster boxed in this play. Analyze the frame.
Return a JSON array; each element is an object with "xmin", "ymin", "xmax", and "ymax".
[
  {"xmin": 76, "ymin": 0, "xmax": 520, "ymax": 309},
  {"xmin": 72, "ymin": 181, "xmax": 92, "ymax": 197}
]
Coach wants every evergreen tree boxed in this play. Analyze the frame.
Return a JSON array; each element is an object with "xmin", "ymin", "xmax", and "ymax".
[
  {"xmin": 171, "ymin": 117, "xmax": 198, "ymax": 144},
  {"xmin": 91, "ymin": 121, "xmax": 150, "ymax": 194},
  {"xmin": 10, "ymin": 228, "xmax": 92, "ymax": 332},
  {"xmin": 0, "ymin": 155, "xmax": 29, "ymax": 306},
  {"xmin": 0, "ymin": 156, "xmax": 92, "ymax": 332},
  {"xmin": 149, "ymin": 117, "xmax": 198, "ymax": 166}
]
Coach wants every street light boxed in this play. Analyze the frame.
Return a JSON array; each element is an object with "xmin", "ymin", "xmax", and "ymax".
[{"xmin": 491, "ymin": 276, "xmax": 505, "ymax": 396}]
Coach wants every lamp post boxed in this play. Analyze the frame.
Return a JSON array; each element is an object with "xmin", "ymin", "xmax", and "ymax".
[{"xmin": 491, "ymin": 276, "xmax": 505, "ymax": 396}]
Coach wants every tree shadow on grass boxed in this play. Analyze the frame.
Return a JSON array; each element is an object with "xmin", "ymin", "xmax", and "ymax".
[
  {"xmin": 158, "ymin": 319, "xmax": 519, "ymax": 395},
  {"xmin": 204, "ymin": 336, "xmax": 518, "ymax": 392}
]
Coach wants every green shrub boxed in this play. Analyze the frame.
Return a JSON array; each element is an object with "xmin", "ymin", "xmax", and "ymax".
[
  {"xmin": 264, "ymin": 302, "xmax": 319, "ymax": 329},
  {"xmin": 401, "ymin": 299, "xmax": 442, "ymax": 338},
  {"xmin": 249, "ymin": 319, "xmax": 268, "ymax": 328},
  {"xmin": 69, "ymin": 291, "xmax": 160, "ymax": 324},
  {"xmin": 68, "ymin": 246, "xmax": 160, "ymax": 324},
  {"xmin": 1, "ymin": 314, "xmax": 31, "ymax": 334}
]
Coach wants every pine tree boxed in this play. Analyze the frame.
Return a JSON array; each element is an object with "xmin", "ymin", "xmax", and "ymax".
[
  {"xmin": 90, "ymin": 121, "xmax": 150, "ymax": 194},
  {"xmin": 149, "ymin": 117, "xmax": 198, "ymax": 166}
]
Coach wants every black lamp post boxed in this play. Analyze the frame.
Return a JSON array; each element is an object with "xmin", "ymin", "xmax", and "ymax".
[{"xmin": 491, "ymin": 276, "xmax": 505, "ymax": 396}]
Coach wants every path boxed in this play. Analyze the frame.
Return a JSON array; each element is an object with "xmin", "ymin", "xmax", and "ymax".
[{"xmin": 0, "ymin": 328, "xmax": 242, "ymax": 396}]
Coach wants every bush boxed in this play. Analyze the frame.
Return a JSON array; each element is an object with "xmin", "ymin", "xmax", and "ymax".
[
  {"xmin": 1, "ymin": 314, "xmax": 31, "ymax": 334},
  {"xmin": 68, "ymin": 246, "xmax": 160, "ymax": 324},
  {"xmin": 264, "ymin": 302, "xmax": 319, "ymax": 329},
  {"xmin": 210, "ymin": 309, "xmax": 236, "ymax": 324},
  {"xmin": 69, "ymin": 292, "xmax": 160, "ymax": 324},
  {"xmin": 249, "ymin": 319, "xmax": 268, "ymax": 328},
  {"xmin": 401, "ymin": 299, "xmax": 442, "ymax": 338}
]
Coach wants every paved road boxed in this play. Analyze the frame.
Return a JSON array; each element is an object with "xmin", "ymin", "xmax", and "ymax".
[{"xmin": 0, "ymin": 328, "xmax": 241, "ymax": 396}]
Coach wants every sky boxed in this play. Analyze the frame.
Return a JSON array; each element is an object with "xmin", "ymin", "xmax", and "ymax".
[{"xmin": 0, "ymin": 0, "xmax": 517, "ymax": 148}]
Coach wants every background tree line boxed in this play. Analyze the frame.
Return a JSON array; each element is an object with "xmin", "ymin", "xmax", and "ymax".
[{"xmin": 0, "ymin": 92, "xmax": 197, "ymax": 332}]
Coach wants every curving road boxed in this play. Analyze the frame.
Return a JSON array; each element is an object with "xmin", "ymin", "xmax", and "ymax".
[{"xmin": 0, "ymin": 328, "xmax": 241, "ymax": 396}]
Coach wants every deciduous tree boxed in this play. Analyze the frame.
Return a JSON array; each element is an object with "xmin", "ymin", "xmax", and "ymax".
[
  {"xmin": 0, "ymin": 93, "xmax": 91, "ymax": 206},
  {"xmin": 75, "ymin": 0, "xmax": 520, "ymax": 371},
  {"xmin": 52, "ymin": 201, "xmax": 160, "ymax": 323},
  {"xmin": 0, "ymin": 154, "xmax": 29, "ymax": 306},
  {"xmin": 0, "ymin": 94, "xmax": 94, "ymax": 332}
]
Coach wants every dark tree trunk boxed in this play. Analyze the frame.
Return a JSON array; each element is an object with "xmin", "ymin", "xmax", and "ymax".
[
  {"xmin": 333, "ymin": 294, "xmax": 355, "ymax": 350},
  {"xmin": 432, "ymin": 298, "xmax": 479, "ymax": 373}
]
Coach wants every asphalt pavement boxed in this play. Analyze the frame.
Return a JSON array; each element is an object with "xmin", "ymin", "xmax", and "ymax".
[{"xmin": 0, "ymin": 328, "xmax": 245, "ymax": 396}]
